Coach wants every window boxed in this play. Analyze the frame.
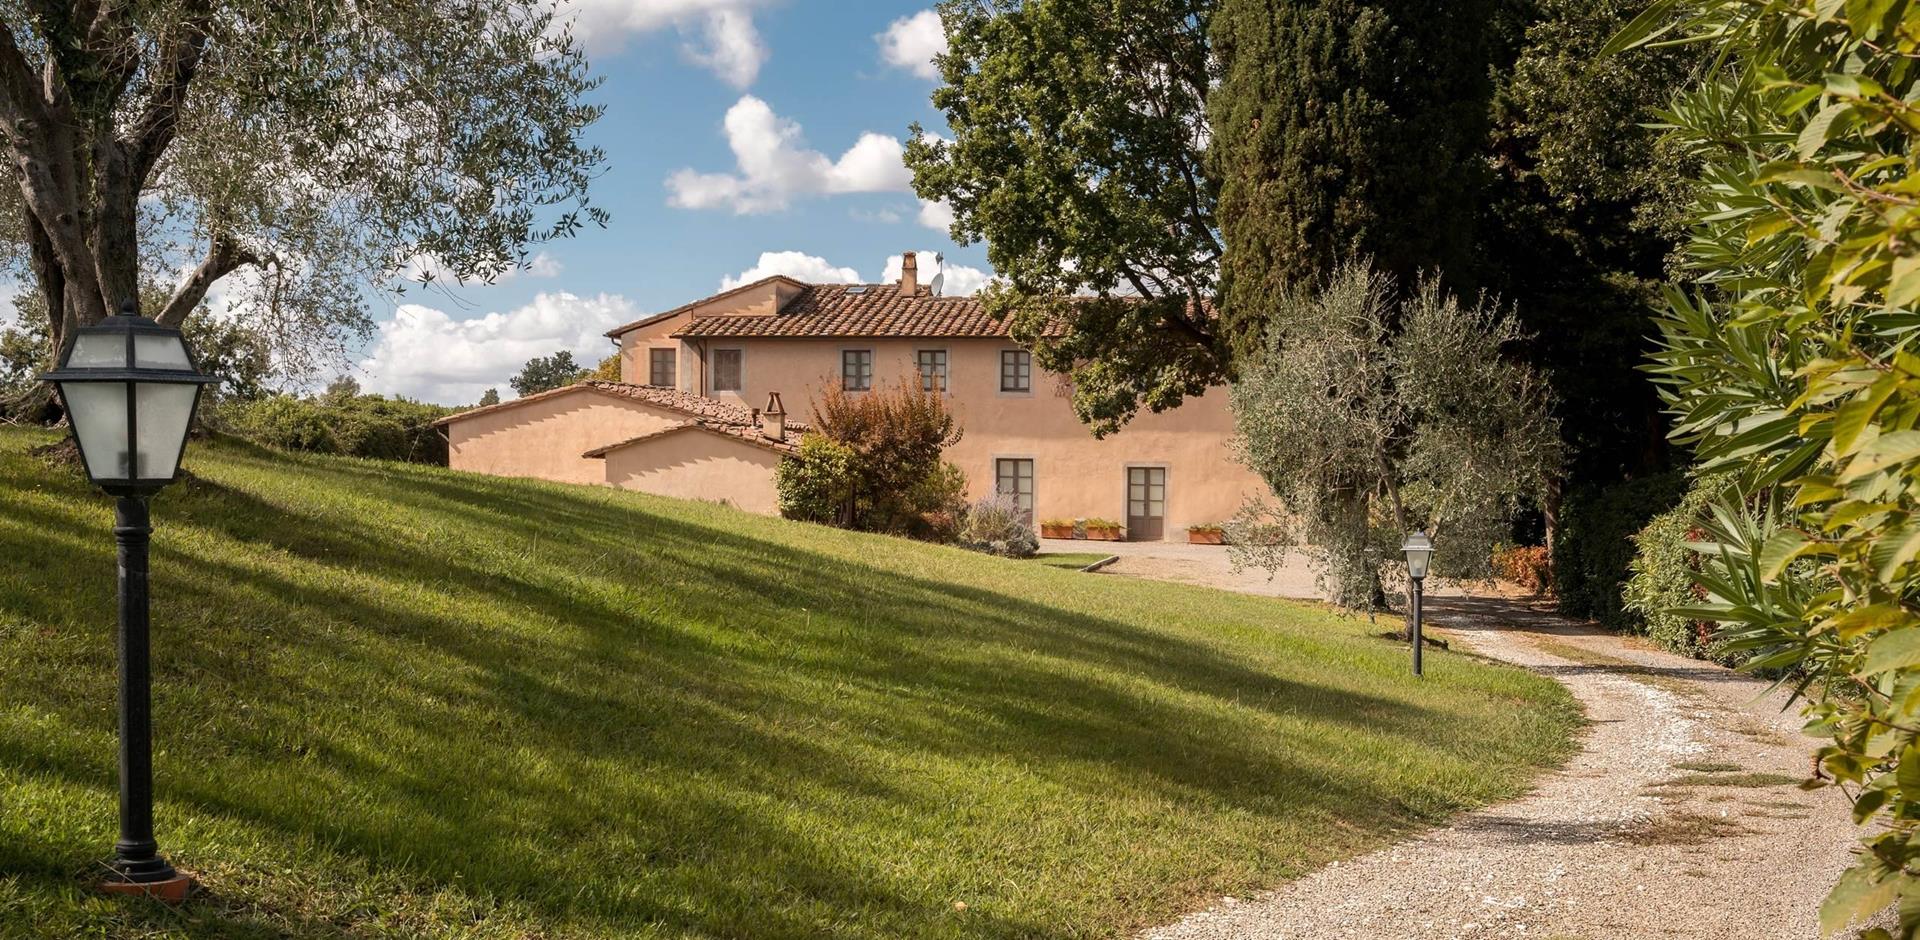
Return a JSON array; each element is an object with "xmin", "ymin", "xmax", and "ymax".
[
  {"xmin": 1000, "ymin": 349, "xmax": 1031, "ymax": 393},
  {"xmin": 649, "ymin": 348, "xmax": 677, "ymax": 387},
  {"xmin": 917, "ymin": 349, "xmax": 949, "ymax": 393},
  {"xmin": 712, "ymin": 348, "xmax": 743, "ymax": 392},
  {"xmin": 842, "ymin": 349, "xmax": 873, "ymax": 391},
  {"xmin": 995, "ymin": 458, "xmax": 1034, "ymax": 524}
]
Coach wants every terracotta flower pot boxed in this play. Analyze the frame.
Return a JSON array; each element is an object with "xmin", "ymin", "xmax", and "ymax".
[
  {"xmin": 1085, "ymin": 526, "xmax": 1122, "ymax": 542},
  {"xmin": 1040, "ymin": 524, "xmax": 1075, "ymax": 539},
  {"xmin": 1187, "ymin": 529, "xmax": 1224, "ymax": 545}
]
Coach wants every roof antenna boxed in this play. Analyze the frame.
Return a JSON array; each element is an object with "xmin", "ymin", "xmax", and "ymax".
[{"xmin": 930, "ymin": 252, "xmax": 946, "ymax": 297}]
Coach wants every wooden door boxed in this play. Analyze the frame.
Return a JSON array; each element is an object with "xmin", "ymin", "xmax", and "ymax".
[{"xmin": 1126, "ymin": 466, "xmax": 1166, "ymax": 541}]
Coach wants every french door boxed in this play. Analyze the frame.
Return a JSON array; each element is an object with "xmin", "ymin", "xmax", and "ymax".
[{"xmin": 1127, "ymin": 466, "xmax": 1166, "ymax": 541}]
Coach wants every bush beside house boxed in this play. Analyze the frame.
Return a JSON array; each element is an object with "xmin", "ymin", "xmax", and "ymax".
[
  {"xmin": 217, "ymin": 393, "xmax": 454, "ymax": 465},
  {"xmin": 775, "ymin": 380, "xmax": 965, "ymax": 539}
]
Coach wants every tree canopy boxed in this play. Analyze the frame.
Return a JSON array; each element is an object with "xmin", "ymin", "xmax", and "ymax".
[
  {"xmin": 0, "ymin": 1, "xmax": 606, "ymax": 382},
  {"xmin": 905, "ymin": 0, "xmax": 1222, "ymax": 435},
  {"xmin": 509, "ymin": 350, "xmax": 586, "ymax": 397},
  {"xmin": 1230, "ymin": 260, "xmax": 1560, "ymax": 606}
]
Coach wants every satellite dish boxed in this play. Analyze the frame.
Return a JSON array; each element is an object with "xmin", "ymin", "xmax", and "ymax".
[{"xmin": 930, "ymin": 272, "xmax": 945, "ymax": 297}]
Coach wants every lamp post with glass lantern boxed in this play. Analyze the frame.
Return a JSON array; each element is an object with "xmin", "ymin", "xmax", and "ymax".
[
  {"xmin": 40, "ymin": 301, "xmax": 213, "ymax": 899},
  {"xmin": 1401, "ymin": 531, "xmax": 1434, "ymax": 677}
]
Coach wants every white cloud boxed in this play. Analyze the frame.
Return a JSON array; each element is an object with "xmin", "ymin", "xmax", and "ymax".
[
  {"xmin": 401, "ymin": 250, "xmax": 562, "ymax": 285},
  {"xmin": 721, "ymin": 251, "xmax": 862, "ymax": 290},
  {"xmin": 557, "ymin": 0, "xmax": 770, "ymax": 88},
  {"xmin": 357, "ymin": 291, "xmax": 635, "ymax": 405},
  {"xmin": 666, "ymin": 95, "xmax": 914, "ymax": 214},
  {"xmin": 917, "ymin": 198, "xmax": 954, "ymax": 233},
  {"xmin": 877, "ymin": 9, "xmax": 946, "ymax": 81},
  {"xmin": 881, "ymin": 251, "xmax": 992, "ymax": 297}
]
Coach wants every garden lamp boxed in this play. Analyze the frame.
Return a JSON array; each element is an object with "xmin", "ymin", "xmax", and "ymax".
[
  {"xmin": 1401, "ymin": 530, "xmax": 1434, "ymax": 677},
  {"xmin": 40, "ymin": 301, "xmax": 213, "ymax": 900}
]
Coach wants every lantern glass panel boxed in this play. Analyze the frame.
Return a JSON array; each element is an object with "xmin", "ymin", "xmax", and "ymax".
[
  {"xmin": 68, "ymin": 333, "xmax": 128, "ymax": 369},
  {"xmin": 62, "ymin": 382, "xmax": 131, "ymax": 479},
  {"xmin": 134, "ymin": 333, "xmax": 192, "ymax": 369},
  {"xmin": 135, "ymin": 382, "xmax": 197, "ymax": 479}
]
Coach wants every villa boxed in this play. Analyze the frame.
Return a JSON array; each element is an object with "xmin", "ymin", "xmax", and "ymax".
[{"xmin": 434, "ymin": 254, "xmax": 1265, "ymax": 538}]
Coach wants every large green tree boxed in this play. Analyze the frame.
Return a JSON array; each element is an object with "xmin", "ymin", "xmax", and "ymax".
[
  {"xmin": 905, "ymin": 0, "xmax": 1222, "ymax": 435},
  {"xmin": 0, "ymin": 1, "xmax": 605, "ymax": 382},
  {"xmin": 1209, "ymin": 0, "xmax": 1503, "ymax": 353}
]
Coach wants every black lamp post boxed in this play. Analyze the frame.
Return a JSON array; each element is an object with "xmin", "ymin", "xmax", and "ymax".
[
  {"xmin": 1402, "ymin": 530, "xmax": 1434, "ymax": 677},
  {"xmin": 41, "ymin": 301, "xmax": 213, "ymax": 898}
]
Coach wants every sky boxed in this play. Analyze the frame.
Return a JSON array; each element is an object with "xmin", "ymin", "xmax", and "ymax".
[{"xmin": 353, "ymin": 0, "xmax": 991, "ymax": 405}]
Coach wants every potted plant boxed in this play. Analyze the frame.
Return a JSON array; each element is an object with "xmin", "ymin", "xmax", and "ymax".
[
  {"xmin": 1084, "ymin": 517, "xmax": 1123, "ymax": 541},
  {"xmin": 1187, "ymin": 523, "xmax": 1225, "ymax": 545},
  {"xmin": 1039, "ymin": 518, "xmax": 1076, "ymax": 539}
]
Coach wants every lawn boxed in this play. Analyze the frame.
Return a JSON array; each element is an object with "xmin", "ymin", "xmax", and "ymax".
[
  {"xmin": 1031, "ymin": 551, "xmax": 1114, "ymax": 571},
  {"xmin": 0, "ymin": 428, "xmax": 1579, "ymax": 939}
]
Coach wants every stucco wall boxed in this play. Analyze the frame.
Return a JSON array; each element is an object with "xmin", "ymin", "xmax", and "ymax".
[
  {"xmin": 662, "ymin": 337, "xmax": 1265, "ymax": 535},
  {"xmin": 600, "ymin": 429, "xmax": 783, "ymax": 515},
  {"xmin": 445, "ymin": 388, "xmax": 687, "ymax": 485}
]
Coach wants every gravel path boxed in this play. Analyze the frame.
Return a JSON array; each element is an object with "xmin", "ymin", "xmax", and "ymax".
[{"xmin": 1124, "ymin": 585, "xmax": 1874, "ymax": 939}]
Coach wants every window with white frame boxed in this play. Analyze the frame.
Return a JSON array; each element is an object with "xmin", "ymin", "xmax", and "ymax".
[
  {"xmin": 917, "ymin": 349, "xmax": 948, "ymax": 393},
  {"xmin": 842, "ymin": 349, "xmax": 873, "ymax": 391},
  {"xmin": 1000, "ymin": 349, "xmax": 1031, "ymax": 393},
  {"xmin": 712, "ymin": 348, "xmax": 743, "ymax": 392}
]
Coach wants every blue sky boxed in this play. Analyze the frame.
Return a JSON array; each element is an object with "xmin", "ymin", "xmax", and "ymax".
[{"xmin": 355, "ymin": 0, "xmax": 987, "ymax": 404}]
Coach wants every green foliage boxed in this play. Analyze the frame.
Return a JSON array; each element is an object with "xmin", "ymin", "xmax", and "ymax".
[
  {"xmin": 789, "ymin": 379, "xmax": 965, "ymax": 537},
  {"xmin": 906, "ymin": 0, "xmax": 1225, "ymax": 434},
  {"xmin": 477, "ymin": 388, "xmax": 501, "ymax": 407},
  {"xmin": 955, "ymin": 496, "xmax": 1040, "ymax": 558},
  {"xmin": 1210, "ymin": 0, "xmax": 1499, "ymax": 351},
  {"xmin": 0, "ymin": 427, "xmax": 1578, "ymax": 939},
  {"xmin": 1624, "ymin": 473, "xmax": 1733, "ymax": 660},
  {"xmin": 1621, "ymin": 0, "xmax": 1920, "ymax": 930},
  {"xmin": 1552, "ymin": 471, "xmax": 1686, "ymax": 630},
  {"xmin": 775, "ymin": 434, "xmax": 860, "ymax": 526},
  {"xmin": 1229, "ymin": 260, "xmax": 1561, "ymax": 607},
  {"xmin": 585, "ymin": 354, "xmax": 622, "ymax": 383},
  {"xmin": 509, "ymin": 350, "xmax": 586, "ymax": 397},
  {"xmin": 216, "ymin": 394, "xmax": 452, "ymax": 465}
]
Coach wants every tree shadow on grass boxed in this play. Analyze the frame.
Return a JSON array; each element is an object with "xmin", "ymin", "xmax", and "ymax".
[{"xmin": 0, "ymin": 442, "xmax": 1564, "ymax": 939}]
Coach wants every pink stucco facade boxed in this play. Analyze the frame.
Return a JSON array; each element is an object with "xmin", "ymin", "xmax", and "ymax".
[
  {"xmin": 441, "ymin": 275, "xmax": 1266, "ymax": 539},
  {"xmin": 443, "ymin": 386, "xmax": 687, "ymax": 485},
  {"xmin": 599, "ymin": 427, "xmax": 783, "ymax": 515}
]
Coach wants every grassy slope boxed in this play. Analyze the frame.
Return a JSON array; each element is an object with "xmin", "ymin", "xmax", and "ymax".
[{"xmin": 0, "ymin": 429, "xmax": 1578, "ymax": 939}]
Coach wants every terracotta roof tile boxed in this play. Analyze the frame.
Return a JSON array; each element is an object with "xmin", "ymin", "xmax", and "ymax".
[
  {"xmin": 670, "ymin": 283, "xmax": 1057, "ymax": 339},
  {"xmin": 433, "ymin": 381, "xmax": 806, "ymax": 444},
  {"xmin": 582, "ymin": 420, "xmax": 800, "ymax": 458},
  {"xmin": 604, "ymin": 275, "xmax": 808, "ymax": 338}
]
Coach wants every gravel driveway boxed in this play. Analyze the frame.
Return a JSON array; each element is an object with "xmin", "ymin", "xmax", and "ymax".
[{"xmin": 1094, "ymin": 546, "xmax": 1876, "ymax": 939}]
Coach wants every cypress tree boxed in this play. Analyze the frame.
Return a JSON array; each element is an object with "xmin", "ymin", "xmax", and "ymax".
[{"xmin": 1209, "ymin": 0, "xmax": 1502, "ymax": 356}]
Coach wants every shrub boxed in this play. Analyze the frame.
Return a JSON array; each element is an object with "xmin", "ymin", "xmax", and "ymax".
[
  {"xmin": 775, "ymin": 435, "xmax": 858, "ymax": 525},
  {"xmin": 1085, "ymin": 517, "xmax": 1121, "ymax": 530},
  {"xmin": 1188, "ymin": 523, "xmax": 1224, "ymax": 534},
  {"xmin": 778, "ymin": 379, "xmax": 963, "ymax": 536},
  {"xmin": 1623, "ymin": 474, "xmax": 1731, "ymax": 662},
  {"xmin": 954, "ymin": 496, "xmax": 1039, "ymax": 558},
  {"xmin": 1491, "ymin": 545, "xmax": 1551, "ymax": 595},
  {"xmin": 1551, "ymin": 471, "xmax": 1684, "ymax": 631},
  {"xmin": 217, "ymin": 393, "xmax": 452, "ymax": 464}
]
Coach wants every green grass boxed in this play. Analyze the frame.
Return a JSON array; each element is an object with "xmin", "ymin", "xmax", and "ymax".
[
  {"xmin": 1030, "ymin": 552, "xmax": 1113, "ymax": 571},
  {"xmin": 0, "ymin": 429, "xmax": 1579, "ymax": 939}
]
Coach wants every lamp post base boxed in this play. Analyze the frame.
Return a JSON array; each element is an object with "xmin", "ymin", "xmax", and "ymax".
[{"xmin": 100, "ymin": 869, "xmax": 193, "ymax": 903}]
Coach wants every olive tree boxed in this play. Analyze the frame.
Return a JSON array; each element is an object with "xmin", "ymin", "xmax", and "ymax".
[
  {"xmin": 1229, "ymin": 261, "xmax": 1561, "ymax": 607},
  {"xmin": 0, "ymin": 1, "xmax": 605, "ymax": 389}
]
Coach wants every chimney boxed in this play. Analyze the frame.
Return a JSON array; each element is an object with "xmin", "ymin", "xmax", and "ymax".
[
  {"xmin": 899, "ymin": 251, "xmax": 918, "ymax": 297},
  {"xmin": 761, "ymin": 391, "xmax": 787, "ymax": 441}
]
